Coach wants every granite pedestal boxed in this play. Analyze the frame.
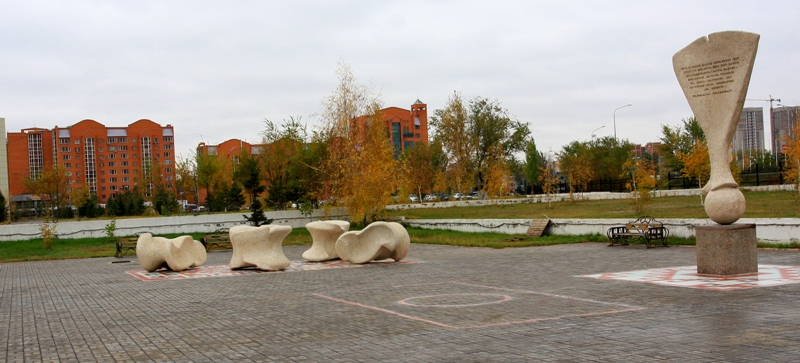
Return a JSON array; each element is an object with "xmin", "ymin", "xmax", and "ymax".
[{"xmin": 696, "ymin": 223, "xmax": 757, "ymax": 276}]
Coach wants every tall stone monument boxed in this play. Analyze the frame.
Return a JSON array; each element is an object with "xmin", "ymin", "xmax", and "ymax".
[{"xmin": 673, "ymin": 31, "xmax": 759, "ymax": 276}]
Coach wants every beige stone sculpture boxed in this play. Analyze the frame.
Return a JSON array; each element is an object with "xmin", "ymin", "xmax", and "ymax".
[
  {"xmin": 229, "ymin": 225, "xmax": 292, "ymax": 270},
  {"xmin": 335, "ymin": 221, "xmax": 410, "ymax": 264},
  {"xmin": 136, "ymin": 233, "xmax": 207, "ymax": 272},
  {"xmin": 673, "ymin": 31, "xmax": 760, "ymax": 224},
  {"xmin": 303, "ymin": 220, "xmax": 351, "ymax": 262}
]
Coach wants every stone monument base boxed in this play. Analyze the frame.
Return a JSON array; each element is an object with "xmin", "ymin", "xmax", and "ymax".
[{"xmin": 696, "ymin": 224, "xmax": 757, "ymax": 276}]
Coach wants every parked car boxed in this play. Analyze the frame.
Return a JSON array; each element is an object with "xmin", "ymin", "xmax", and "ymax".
[
  {"xmin": 441, "ymin": 194, "xmax": 450, "ymax": 201},
  {"xmin": 452, "ymin": 193, "xmax": 462, "ymax": 200},
  {"xmin": 409, "ymin": 194, "xmax": 419, "ymax": 203},
  {"xmin": 424, "ymin": 194, "xmax": 437, "ymax": 201}
]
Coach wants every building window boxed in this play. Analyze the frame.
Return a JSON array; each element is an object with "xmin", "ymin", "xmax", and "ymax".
[
  {"xmin": 108, "ymin": 154, "xmax": 116, "ymax": 159},
  {"xmin": 122, "ymin": 177, "xmax": 129, "ymax": 182},
  {"xmin": 76, "ymin": 163, "xmax": 81, "ymax": 168},
  {"xmin": 122, "ymin": 169, "xmax": 129, "ymax": 174},
  {"xmin": 164, "ymin": 144, "xmax": 173, "ymax": 150},
  {"xmin": 122, "ymin": 185, "xmax": 130, "ymax": 190},
  {"xmin": 121, "ymin": 153, "xmax": 128, "ymax": 159},
  {"xmin": 60, "ymin": 147, "xmax": 70, "ymax": 152},
  {"xmin": 74, "ymin": 147, "xmax": 80, "ymax": 153},
  {"xmin": 164, "ymin": 167, "xmax": 172, "ymax": 173},
  {"xmin": 63, "ymin": 154, "xmax": 71, "ymax": 160},
  {"xmin": 164, "ymin": 152, "xmax": 171, "ymax": 157},
  {"xmin": 101, "ymin": 187, "xmax": 105, "ymax": 191},
  {"xmin": 108, "ymin": 162, "xmax": 116, "ymax": 167},
  {"xmin": 110, "ymin": 185, "xmax": 118, "ymax": 191},
  {"xmin": 109, "ymin": 170, "xmax": 117, "ymax": 175},
  {"xmin": 415, "ymin": 133, "xmax": 420, "ymax": 138},
  {"xmin": 63, "ymin": 163, "xmax": 71, "ymax": 168},
  {"xmin": 98, "ymin": 147, "xmax": 103, "ymax": 152},
  {"xmin": 110, "ymin": 177, "xmax": 117, "ymax": 183},
  {"xmin": 59, "ymin": 138, "xmax": 70, "ymax": 144},
  {"xmin": 163, "ymin": 160, "xmax": 171, "ymax": 165},
  {"xmin": 75, "ymin": 140, "xmax": 80, "ymax": 144},
  {"xmin": 118, "ymin": 145, "xmax": 128, "ymax": 151},
  {"xmin": 121, "ymin": 161, "xmax": 128, "ymax": 166},
  {"xmin": 163, "ymin": 136, "xmax": 173, "ymax": 142},
  {"xmin": 166, "ymin": 175, "xmax": 173, "ymax": 181}
]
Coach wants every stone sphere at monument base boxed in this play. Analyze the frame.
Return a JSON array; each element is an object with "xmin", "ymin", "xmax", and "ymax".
[{"xmin": 704, "ymin": 188, "xmax": 746, "ymax": 225}]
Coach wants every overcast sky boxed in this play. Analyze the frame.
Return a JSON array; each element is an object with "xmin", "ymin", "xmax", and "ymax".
[{"xmin": 2, "ymin": 0, "xmax": 799, "ymax": 160}]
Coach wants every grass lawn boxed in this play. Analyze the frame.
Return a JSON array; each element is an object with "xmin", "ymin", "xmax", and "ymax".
[
  {"xmin": 0, "ymin": 226, "xmax": 699, "ymax": 263},
  {"xmin": 387, "ymin": 190, "xmax": 800, "ymax": 220},
  {"xmin": 1, "ymin": 190, "xmax": 796, "ymax": 262}
]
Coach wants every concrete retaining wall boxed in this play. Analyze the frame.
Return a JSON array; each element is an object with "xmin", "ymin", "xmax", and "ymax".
[
  {"xmin": 0, "ymin": 209, "xmax": 348, "ymax": 241},
  {"xmin": 403, "ymin": 218, "xmax": 800, "ymax": 244},
  {"xmin": 387, "ymin": 184, "xmax": 795, "ymax": 211}
]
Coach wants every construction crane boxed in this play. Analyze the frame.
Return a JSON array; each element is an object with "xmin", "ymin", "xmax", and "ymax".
[{"xmin": 746, "ymin": 95, "xmax": 781, "ymax": 109}]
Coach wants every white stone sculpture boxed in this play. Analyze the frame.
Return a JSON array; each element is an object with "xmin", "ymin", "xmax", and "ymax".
[
  {"xmin": 335, "ymin": 221, "xmax": 410, "ymax": 264},
  {"xmin": 229, "ymin": 224, "xmax": 292, "ymax": 270},
  {"xmin": 136, "ymin": 233, "xmax": 207, "ymax": 272},
  {"xmin": 303, "ymin": 220, "xmax": 351, "ymax": 262},
  {"xmin": 673, "ymin": 31, "xmax": 759, "ymax": 224}
]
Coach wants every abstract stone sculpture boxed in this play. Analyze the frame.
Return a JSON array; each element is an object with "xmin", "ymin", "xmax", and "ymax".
[
  {"xmin": 136, "ymin": 233, "xmax": 207, "ymax": 272},
  {"xmin": 229, "ymin": 224, "xmax": 292, "ymax": 270},
  {"xmin": 335, "ymin": 221, "xmax": 410, "ymax": 264},
  {"xmin": 673, "ymin": 31, "xmax": 760, "ymax": 224},
  {"xmin": 303, "ymin": 220, "xmax": 351, "ymax": 262}
]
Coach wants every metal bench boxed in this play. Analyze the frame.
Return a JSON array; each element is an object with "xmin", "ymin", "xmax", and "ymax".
[
  {"xmin": 201, "ymin": 228, "xmax": 231, "ymax": 251},
  {"xmin": 607, "ymin": 216, "xmax": 669, "ymax": 248},
  {"xmin": 115, "ymin": 237, "xmax": 138, "ymax": 258}
]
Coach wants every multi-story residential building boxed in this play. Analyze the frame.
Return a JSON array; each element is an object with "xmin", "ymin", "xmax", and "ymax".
[
  {"xmin": 195, "ymin": 138, "xmax": 264, "ymax": 204},
  {"xmin": 5, "ymin": 119, "xmax": 176, "ymax": 205},
  {"xmin": 772, "ymin": 106, "xmax": 800, "ymax": 155},
  {"xmin": 732, "ymin": 107, "xmax": 764, "ymax": 153},
  {"xmin": 383, "ymin": 100, "xmax": 429, "ymax": 155},
  {"xmin": 351, "ymin": 99, "xmax": 430, "ymax": 156}
]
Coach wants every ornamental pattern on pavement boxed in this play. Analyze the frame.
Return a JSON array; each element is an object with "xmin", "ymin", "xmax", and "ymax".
[
  {"xmin": 127, "ymin": 259, "xmax": 420, "ymax": 281},
  {"xmin": 581, "ymin": 264, "xmax": 800, "ymax": 291}
]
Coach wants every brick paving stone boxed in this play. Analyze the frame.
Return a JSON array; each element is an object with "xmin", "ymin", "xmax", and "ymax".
[{"xmin": 1, "ymin": 244, "xmax": 800, "ymax": 361}]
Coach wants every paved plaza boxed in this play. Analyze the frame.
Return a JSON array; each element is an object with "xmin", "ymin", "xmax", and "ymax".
[{"xmin": 2, "ymin": 243, "xmax": 800, "ymax": 362}]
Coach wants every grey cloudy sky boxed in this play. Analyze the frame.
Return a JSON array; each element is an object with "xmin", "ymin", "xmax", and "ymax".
[{"xmin": 2, "ymin": 0, "xmax": 798, "ymax": 159}]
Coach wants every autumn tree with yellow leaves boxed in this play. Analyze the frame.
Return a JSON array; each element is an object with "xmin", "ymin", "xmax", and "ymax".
[
  {"xmin": 622, "ymin": 156, "xmax": 657, "ymax": 216},
  {"xmin": 677, "ymin": 140, "xmax": 710, "ymax": 205},
  {"xmin": 783, "ymin": 119, "xmax": 800, "ymax": 199},
  {"xmin": 318, "ymin": 63, "xmax": 397, "ymax": 225}
]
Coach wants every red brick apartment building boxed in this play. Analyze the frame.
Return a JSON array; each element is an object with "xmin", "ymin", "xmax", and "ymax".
[
  {"xmin": 195, "ymin": 138, "xmax": 263, "ymax": 204},
  {"xmin": 6, "ymin": 119, "xmax": 176, "ymax": 205},
  {"xmin": 383, "ymin": 99, "xmax": 429, "ymax": 154}
]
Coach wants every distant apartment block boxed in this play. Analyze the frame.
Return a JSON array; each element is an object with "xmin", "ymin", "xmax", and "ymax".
[
  {"xmin": 5, "ymin": 119, "xmax": 176, "ymax": 205},
  {"xmin": 352, "ymin": 99, "xmax": 430, "ymax": 156},
  {"xmin": 195, "ymin": 138, "xmax": 264, "ymax": 204},
  {"xmin": 771, "ymin": 106, "xmax": 800, "ymax": 155},
  {"xmin": 732, "ymin": 107, "xmax": 764, "ymax": 153}
]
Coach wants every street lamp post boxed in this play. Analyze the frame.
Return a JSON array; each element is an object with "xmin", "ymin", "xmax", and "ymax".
[
  {"xmin": 613, "ymin": 104, "xmax": 633, "ymax": 140},
  {"xmin": 591, "ymin": 125, "xmax": 606, "ymax": 139}
]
